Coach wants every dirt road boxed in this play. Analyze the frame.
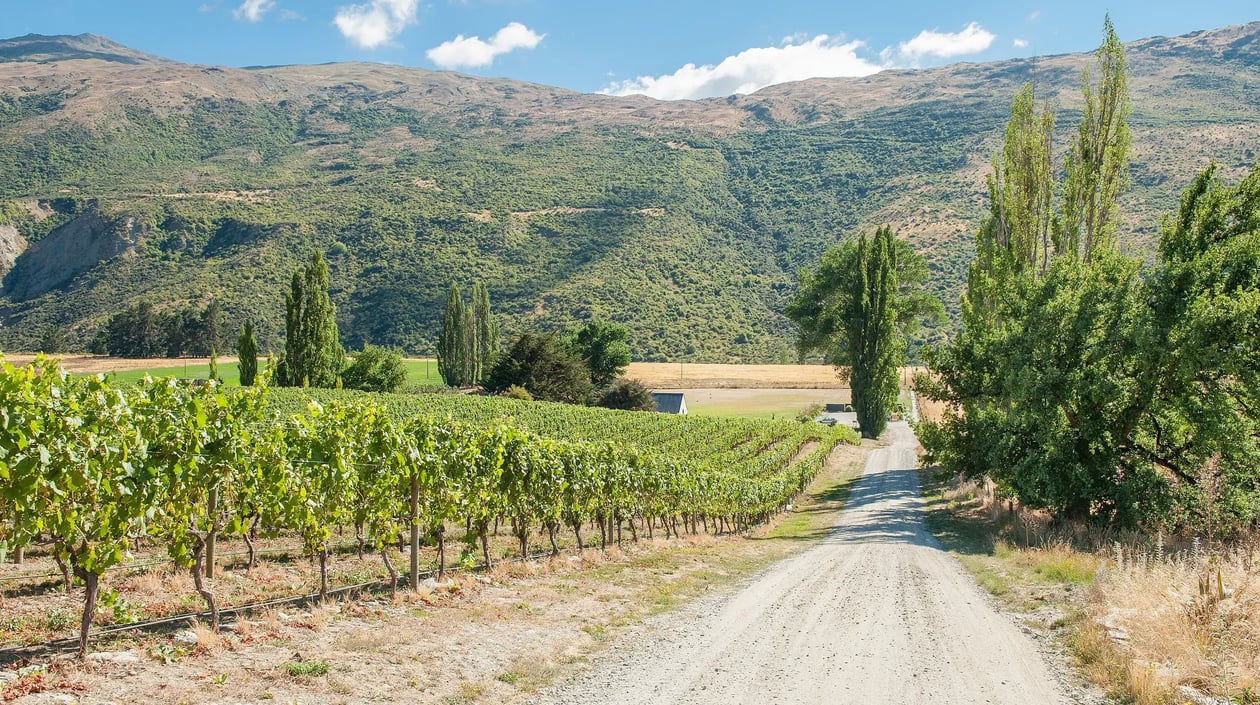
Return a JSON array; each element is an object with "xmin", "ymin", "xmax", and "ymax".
[{"xmin": 534, "ymin": 422, "xmax": 1068, "ymax": 704}]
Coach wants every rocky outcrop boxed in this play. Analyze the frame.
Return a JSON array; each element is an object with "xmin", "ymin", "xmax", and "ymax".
[
  {"xmin": 0, "ymin": 224, "xmax": 29, "ymax": 278},
  {"xmin": 2, "ymin": 209, "xmax": 142, "ymax": 301}
]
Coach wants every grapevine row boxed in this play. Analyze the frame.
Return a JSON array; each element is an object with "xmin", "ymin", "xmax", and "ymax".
[{"xmin": 0, "ymin": 357, "xmax": 854, "ymax": 656}]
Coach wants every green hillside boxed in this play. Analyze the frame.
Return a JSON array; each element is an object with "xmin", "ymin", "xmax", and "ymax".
[{"xmin": 0, "ymin": 23, "xmax": 1257, "ymax": 361}]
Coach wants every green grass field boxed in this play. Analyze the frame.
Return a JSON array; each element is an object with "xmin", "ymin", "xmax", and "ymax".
[{"xmin": 97, "ymin": 358, "xmax": 445, "ymax": 387}]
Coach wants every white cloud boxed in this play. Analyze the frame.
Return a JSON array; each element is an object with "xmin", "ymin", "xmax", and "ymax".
[
  {"xmin": 1029, "ymin": 10, "xmax": 1041, "ymax": 21},
  {"xmin": 232, "ymin": 0, "xmax": 274, "ymax": 22},
  {"xmin": 334, "ymin": 0, "xmax": 419, "ymax": 49},
  {"xmin": 897, "ymin": 22, "xmax": 996, "ymax": 61},
  {"xmin": 1013, "ymin": 38, "xmax": 1029, "ymax": 48},
  {"xmin": 602, "ymin": 35, "xmax": 883, "ymax": 101},
  {"xmin": 426, "ymin": 22, "xmax": 544, "ymax": 69}
]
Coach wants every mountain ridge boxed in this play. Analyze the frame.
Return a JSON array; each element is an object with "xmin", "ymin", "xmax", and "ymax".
[{"xmin": 0, "ymin": 23, "xmax": 1257, "ymax": 361}]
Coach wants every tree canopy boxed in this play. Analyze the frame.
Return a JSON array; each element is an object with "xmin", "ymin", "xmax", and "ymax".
[
  {"xmin": 787, "ymin": 226, "xmax": 943, "ymax": 437},
  {"xmin": 919, "ymin": 18, "xmax": 1260, "ymax": 533},
  {"xmin": 484, "ymin": 333, "xmax": 592, "ymax": 404}
]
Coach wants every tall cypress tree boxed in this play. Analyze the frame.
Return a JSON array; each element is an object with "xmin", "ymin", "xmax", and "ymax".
[
  {"xmin": 237, "ymin": 321, "xmax": 258, "ymax": 387},
  {"xmin": 437, "ymin": 284, "xmax": 467, "ymax": 387},
  {"xmin": 843, "ymin": 228, "xmax": 900, "ymax": 438},
  {"xmin": 277, "ymin": 252, "xmax": 344, "ymax": 388},
  {"xmin": 471, "ymin": 282, "xmax": 498, "ymax": 385},
  {"xmin": 279, "ymin": 271, "xmax": 303, "ymax": 386}
]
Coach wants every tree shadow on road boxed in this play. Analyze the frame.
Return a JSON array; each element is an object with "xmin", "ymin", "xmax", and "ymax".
[{"xmin": 918, "ymin": 466, "xmax": 998, "ymax": 556}]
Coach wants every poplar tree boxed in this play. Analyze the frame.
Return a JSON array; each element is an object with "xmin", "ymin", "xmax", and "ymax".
[
  {"xmin": 237, "ymin": 321, "xmax": 258, "ymax": 387},
  {"xmin": 988, "ymin": 83, "xmax": 1055, "ymax": 276},
  {"xmin": 919, "ymin": 18, "xmax": 1199, "ymax": 526},
  {"xmin": 437, "ymin": 284, "xmax": 468, "ymax": 388},
  {"xmin": 277, "ymin": 252, "xmax": 345, "ymax": 388},
  {"xmin": 788, "ymin": 226, "xmax": 941, "ymax": 438},
  {"xmin": 472, "ymin": 282, "xmax": 499, "ymax": 384},
  {"xmin": 1058, "ymin": 15, "xmax": 1131, "ymax": 262}
]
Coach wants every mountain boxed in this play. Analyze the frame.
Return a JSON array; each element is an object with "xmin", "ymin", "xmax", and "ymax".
[
  {"xmin": 0, "ymin": 25, "xmax": 1257, "ymax": 361},
  {"xmin": 0, "ymin": 33, "xmax": 168, "ymax": 65}
]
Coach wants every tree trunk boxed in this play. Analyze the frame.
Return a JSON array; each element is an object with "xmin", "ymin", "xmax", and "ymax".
[
  {"xmin": 515, "ymin": 517, "xmax": 529, "ymax": 559},
  {"xmin": 436, "ymin": 526, "xmax": 447, "ymax": 581},
  {"xmin": 547, "ymin": 523, "xmax": 559, "ymax": 556},
  {"xmin": 318, "ymin": 547, "xmax": 329, "ymax": 603},
  {"xmin": 479, "ymin": 521, "xmax": 492, "ymax": 568},
  {"xmin": 76, "ymin": 569, "xmax": 100, "ymax": 660},
  {"xmin": 205, "ymin": 487, "xmax": 218, "ymax": 579},
  {"xmin": 381, "ymin": 547, "xmax": 398, "ymax": 600},
  {"xmin": 191, "ymin": 535, "xmax": 220, "ymax": 631},
  {"xmin": 13, "ymin": 545, "xmax": 22, "ymax": 565},
  {"xmin": 409, "ymin": 476, "xmax": 420, "ymax": 592},
  {"xmin": 572, "ymin": 523, "xmax": 584, "ymax": 551},
  {"xmin": 244, "ymin": 516, "xmax": 259, "ymax": 577},
  {"xmin": 355, "ymin": 522, "xmax": 365, "ymax": 560},
  {"xmin": 54, "ymin": 552, "xmax": 72, "ymax": 593}
]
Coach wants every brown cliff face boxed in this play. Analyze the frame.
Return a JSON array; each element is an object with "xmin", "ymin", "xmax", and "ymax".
[{"xmin": 2, "ymin": 209, "xmax": 143, "ymax": 301}]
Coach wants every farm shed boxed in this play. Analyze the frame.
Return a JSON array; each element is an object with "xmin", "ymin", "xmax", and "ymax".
[{"xmin": 651, "ymin": 392, "xmax": 688, "ymax": 415}]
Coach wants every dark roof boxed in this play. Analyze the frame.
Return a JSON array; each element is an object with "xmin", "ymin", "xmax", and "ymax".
[{"xmin": 650, "ymin": 392, "xmax": 686, "ymax": 414}]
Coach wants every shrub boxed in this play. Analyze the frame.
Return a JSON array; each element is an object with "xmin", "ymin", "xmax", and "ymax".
[
  {"xmin": 341, "ymin": 344, "xmax": 407, "ymax": 393},
  {"xmin": 598, "ymin": 378, "xmax": 654, "ymax": 411},
  {"xmin": 484, "ymin": 333, "xmax": 591, "ymax": 404},
  {"xmin": 795, "ymin": 403, "xmax": 824, "ymax": 423},
  {"xmin": 503, "ymin": 384, "xmax": 533, "ymax": 401}
]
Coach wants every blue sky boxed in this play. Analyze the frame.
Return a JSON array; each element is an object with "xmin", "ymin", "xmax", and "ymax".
[{"xmin": 5, "ymin": 1, "xmax": 1258, "ymax": 99}]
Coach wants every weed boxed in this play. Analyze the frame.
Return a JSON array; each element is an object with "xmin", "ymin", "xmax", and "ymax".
[
  {"xmin": 189, "ymin": 619, "xmax": 221, "ymax": 650},
  {"xmin": 41, "ymin": 609, "xmax": 75, "ymax": 632},
  {"xmin": 496, "ymin": 671, "xmax": 520, "ymax": 684},
  {"xmin": 282, "ymin": 659, "xmax": 330, "ymax": 677},
  {"xmin": 147, "ymin": 643, "xmax": 187, "ymax": 664},
  {"xmin": 1031, "ymin": 554, "xmax": 1095, "ymax": 584},
  {"xmin": 581, "ymin": 623, "xmax": 610, "ymax": 641}
]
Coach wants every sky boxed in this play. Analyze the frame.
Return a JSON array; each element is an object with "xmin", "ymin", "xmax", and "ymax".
[{"xmin": 4, "ymin": 1, "xmax": 1258, "ymax": 100}]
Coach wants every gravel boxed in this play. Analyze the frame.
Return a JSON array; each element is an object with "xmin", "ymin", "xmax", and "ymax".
[{"xmin": 532, "ymin": 422, "xmax": 1071, "ymax": 705}]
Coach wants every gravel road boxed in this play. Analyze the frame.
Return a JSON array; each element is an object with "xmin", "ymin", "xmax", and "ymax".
[{"xmin": 533, "ymin": 421, "xmax": 1069, "ymax": 705}]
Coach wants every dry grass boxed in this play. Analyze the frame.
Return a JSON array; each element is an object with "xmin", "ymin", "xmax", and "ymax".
[
  {"xmin": 1092, "ymin": 546, "xmax": 1260, "ymax": 702},
  {"xmin": 188, "ymin": 619, "xmax": 222, "ymax": 652},
  {"xmin": 926, "ymin": 473, "xmax": 1260, "ymax": 704},
  {"xmin": 627, "ymin": 362, "xmax": 846, "ymax": 389}
]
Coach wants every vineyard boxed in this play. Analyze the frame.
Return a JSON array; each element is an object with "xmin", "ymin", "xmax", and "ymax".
[{"xmin": 0, "ymin": 356, "xmax": 856, "ymax": 658}]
